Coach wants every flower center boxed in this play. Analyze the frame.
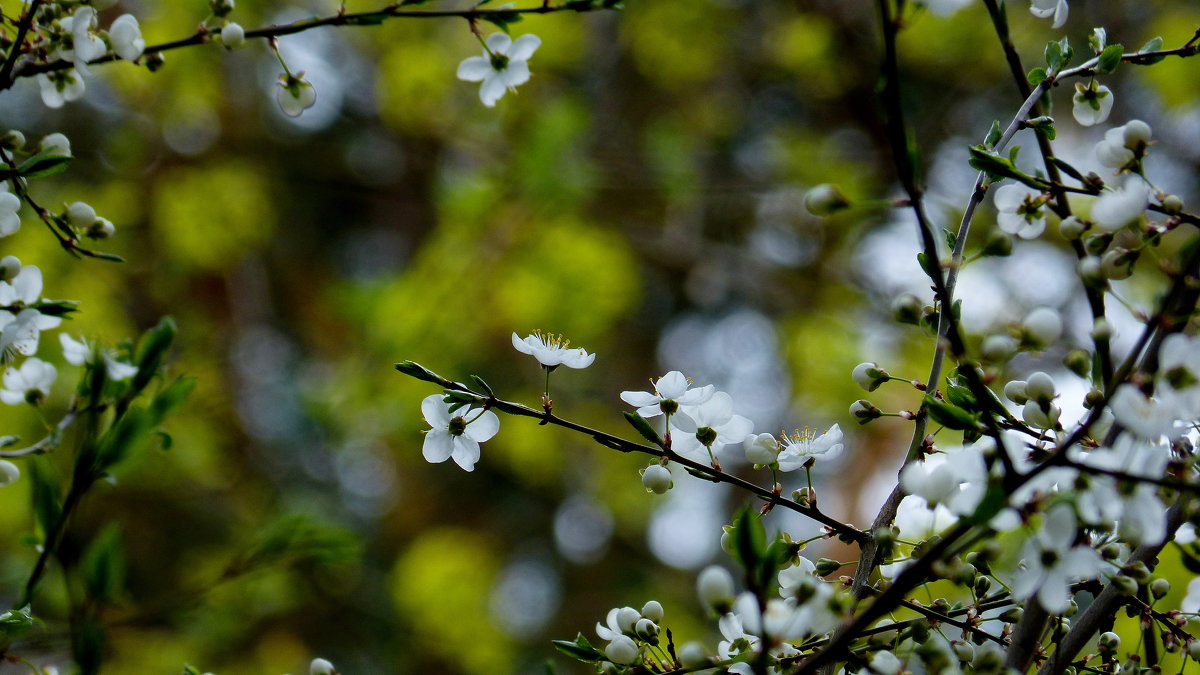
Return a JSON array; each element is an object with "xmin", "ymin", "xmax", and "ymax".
[
  {"xmin": 696, "ymin": 427, "xmax": 718, "ymax": 446},
  {"xmin": 1039, "ymin": 549, "xmax": 1060, "ymax": 568},
  {"xmin": 532, "ymin": 329, "xmax": 569, "ymax": 350},
  {"xmin": 448, "ymin": 416, "xmax": 468, "ymax": 437},
  {"xmin": 490, "ymin": 53, "xmax": 511, "ymax": 71}
]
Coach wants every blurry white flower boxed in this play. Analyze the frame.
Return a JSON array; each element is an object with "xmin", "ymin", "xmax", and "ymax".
[
  {"xmin": 743, "ymin": 432, "xmax": 779, "ymax": 465},
  {"xmin": 512, "ymin": 331, "xmax": 595, "ymax": 369},
  {"xmin": 419, "ymin": 394, "xmax": 500, "ymax": 471},
  {"xmin": 309, "ymin": 658, "xmax": 335, "ymax": 675},
  {"xmin": 457, "ymin": 33, "xmax": 541, "ymax": 107},
  {"xmin": 109, "ymin": 14, "xmax": 145, "ymax": 61},
  {"xmin": 0, "ymin": 357, "xmax": 56, "ymax": 404},
  {"xmin": 671, "ymin": 391, "xmax": 754, "ymax": 462},
  {"xmin": 1072, "ymin": 83, "xmax": 1112, "ymax": 127},
  {"xmin": 0, "ymin": 192, "xmax": 20, "ymax": 237},
  {"xmin": 0, "ymin": 459, "xmax": 18, "ymax": 486},
  {"xmin": 0, "ymin": 267, "xmax": 61, "ymax": 359},
  {"xmin": 277, "ymin": 73, "xmax": 316, "ymax": 117},
  {"xmin": 1110, "ymin": 384, "xmax": 1179, "ymax": 441},
  {"xmin": 1012, "ymin": 504, "xmax": 1105, "ymax": 613},
  {"xmin": 66, "ymin": 7, "xmax": 106, "ymax": 71},
  {"xmin": 697, "ymin": 565, "xmax": 736, "ymax": 611},
  {"xmin": 1029, "ymin": 0, "xmax": 1068, "ymax": 28},
  {"xmin": 1091, "ymin": 175, "xmax": 1150, "ymax": 232},
  {"xmin": 923, "ymin": 0, "xmax": 973, "ymax": 16},
  {"xmin": 1096, "ymin": 120, "xmax": 1151, "ymax": 170},
  {"xmin": 40, "ymin": 133, "xmax": 72, "ymax": 158},
  {"xmin": 994, "ymin": 184, "xmax": 1046, "ymax": 239},
  {"xmin": 37, "ymin": 70, "xmax": 86, "ymax": 109},
  {"xmin": 1022, "ymin": 306, "xmax": 1062, "ymax": 347},
  {"xmin": 60, "ymin": 334, "xmax": 137, "ymax": 380}
]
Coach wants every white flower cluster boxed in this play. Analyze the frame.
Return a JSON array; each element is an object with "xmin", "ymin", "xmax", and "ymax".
[{"xmin": 37, "ymin": 6, "xmax": 144, "ymax": 109}]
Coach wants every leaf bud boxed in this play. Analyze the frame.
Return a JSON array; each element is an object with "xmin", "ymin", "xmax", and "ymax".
[
  {"xmin": 952, "ymin": 640, "xmax": 975, "ymax": 663},
  {"xmin": 1101, "ymin": 248, "xmax": 1135, "ymax": 280},
  {"xmin": 1077, "ymin": 256, "xmax": 1105, "ymax": 286},
  {"xmin": 815, "ymin": 558, "xmax": 840, "ymax": 576},
  {"xmin": 803, "ymin": 184, "xmax": 851, "ymax": 216},
  {"xmin": 87, "ymin": 217, "xmax": 115, "ymax": 239}
]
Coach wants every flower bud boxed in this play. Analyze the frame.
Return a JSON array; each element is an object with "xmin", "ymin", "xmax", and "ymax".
[
  {"xmin": 1123, "ymin": 119, "xmax": 1152, "ymax": 149},
  {"xmin": 981, "ymin": 230, "xmax": 1012, "ymax": 257},
  {"xmin": 815, "ymin": 557, "xmax": 840, "ymax": 576},
  {"xmin": 1059, "ymin": 215, "xmax": 1086, "ymax": 240},
  {"xmin": 40, "ymin": 133, "xmax": 71, "ymax": 158},
  {"xmin": 67, "ymin": 201, "xmax": 96, "ymax": 228},
  {"xmin": 640, "ymin": 600, "xmax": 663, "ymax": 623},
  {"xmin": 678, "ymin": 642, "xmax": 709, "ymax": 668},
  {"xmin": 616, "ymin": 606, "xmax": 640, "ymax": 633},
  {"xmin": 221, "ymin": 22, "xmax": 246, "ymax": 49},
  {"xmin": 1022, "ymin": 400, "xmax": 1059, "ymax": 428},
  {"xmin": 850, "ymin": 399, "xmax": 881, "ymax": 421},
  {"xmin": 605, "ymin": 635, "xmax": 639, "ymax": 665},
  {"xmin": 1025, "ymin": 371, "xmax": 1055, "ymax": 403},
  {"xmin": 743, "ymin": 433, "xmax": 778, "ymax": 465},
  {"xmin": 1091, "ymin": 318, "xmax": 1113, "ymax": 341},
  {"xmin": 1161, "ymin": 194, "xmax": 1183, "ymax": 215},
  {"xmin": 1101, "ymin": 248, "xmax": 1135, "ymax": 280},
  {"xmin": 211, "ymin": 0, "xmax": 236, "ymax": 16},
  {"xmin": 952, "ymin": 640, "xmax": 975, "ymax": 663},
  {"xmin": 1098, "ymin": 631, "xmax": 1120, "ymax": 653},
  {"xmin": 1189, "ymin": 640, "xmax": 1200, "ymax": 661},
  {"xmin": 309, "ymin": 658, "xmax": 335, "ymax": 675},
  {"xmin": 804, "ymin": 184, "xmax": 850, "ymax": 216},
  {"xmin": 892, "ymin": 293, "xmax": 923, "ymax": 325},
  {"xmin": 1077, "ymin": 256, "xmax": 1104, "ymax": 287},
  {"xmin": 981, "ymin": 334, "xmax": 1017, "ymax": 362},
  {"xmin": 87, "ymin": 217, "xmax": 115, "ymax": 239},
  {"xmin": 999, "ymin": 607, "xmax": 1023, "ymax": 623},
  {"xmin": 1150, "ymin": 578, "xmax": 1170, "ymax": 599},
  {"xmin": 696, "ymin": 565, "xmax": 735, "ymax": 612},
  {"xmin": 1063, "ymin": 349, "xmax": 1092, "ymax": 379},
  {"xmin": 1022, "ymin": 307, "xmax": 1062, "ymax": 348},
  {"xmin": 0, "ymin": 460, "xmax": 19, "ymax": 487},
  {"xmin": 0, "ymin": 255, "xmax": 20, "ymax": 282},
  {"xmin": 634, "ymin": 618, "xmax": 659, "ymax": 642},
  {"xmin": 852, "ymin": 362, "xmax": 888, "ymax": 392},
  {"xmin": 1003, "ymin": 380, "xmax": 1028, "ymax": 405},
  {"xmin": 1112, "ymin": 574, "xmax": 1139, "ymax": 595},
  {"xmin": 1, "ymin": 130, "xmax": 24, "ymax": 151},
  {"xmin": 641, "ymin": 464, "xmax": 672, "ymax": 494},
  {"xmin": 144, "ymin": 51, "xmax": 166, "ymax": 72}
]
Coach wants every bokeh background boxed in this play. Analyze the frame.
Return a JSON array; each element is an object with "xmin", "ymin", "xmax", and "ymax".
[{"xmin": 0, "ymin": 0, "xmax": 1197, "ymax": 672}]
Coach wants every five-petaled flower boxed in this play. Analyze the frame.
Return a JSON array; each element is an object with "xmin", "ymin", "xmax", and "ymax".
[
  {"xmin": 994, "ymin": 183, "xmax": 1047, "ymax": 240},
  {"xmin": 512, "ymin": 331, "xmax": 595, "ymax": 370},
  {"xmin": 620, "ymin": 370, "xmax": 713, "ymax": 418},
  {"xmin": 420, "ymin": 394, "xmax": 500, "ymax": 472},
  {"xmin": 457, "ymin": 33, "xmax": 542, "ymax": 107}
]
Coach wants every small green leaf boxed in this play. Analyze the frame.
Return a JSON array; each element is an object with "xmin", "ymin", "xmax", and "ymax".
[
  {"xmin": 922, "ymin": 395, "xmax": 980, "ymax": 431},
  {"xmin": 130, "ymin": 316, "xmax": 177, "ymax": 398},
  {"xmin": 1049, "ymin": 156, "xmax": 1084, "ymax": 181},
  {"xmin": 30, "ymin": 299, "xmax": 80, "ymax": 317},
  {"xmin": 482, "ymin": 10, "xmax": 522, "ymax": 33},
  {"xmin": 81, "ymin": 524, "xmax": 125, "ymax": 605},
  {"xmin": 943, "ymin": 228, "xmax": 957, "ymax": 251},
  {"xmin": 984, "ymin": 120, "xmax": 1003, "ymax": 148},
  {"xmin": 1097, "ymin": 44, "xmax": 1123, "ymax": 74},
  {"xmin": 731, "ymin": 508, "xmax": 766, "ymax": 574},
  {"xmin": 0, "ymin": 605, "xmax": 33, "ymax": 648},
  {"xmin": 1137, "ymin": 36, "xmax": 1164, "ymax": 64},
  {"xmin": 17, "ymin": 150, "xmax": 72, "ymax": 179},
  {"xmin": 30, "ymin": 457, "xmax": 62, "ymax": 539},
  {"xmin": 1026, "ymin": 66, "xmax": 1047, "ymax": 86},
  {"xmin": 552, "ymin": 633, "xmax": 605, "ymax": 662},
  {"xmin": 1088, "ymin": 27, "xmax": 1107, "ymax": 52},
  {"xmin": 469, "ymin": 374, "xmax": 494, "ymax": 397},
  {"xmin": 916, "ymin": 252, "xmax": 940, "ymax": 282},
  {"xmin": 394, "ymin": 361, "xmax": 445, "ymax": 385},
  {"xmin": 623, "ymin": 412, "xmax": 662, "ymax": 447}
]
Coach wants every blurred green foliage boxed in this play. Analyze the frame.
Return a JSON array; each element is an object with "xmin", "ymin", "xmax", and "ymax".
[{"xmin": 0, "ymin": 0, "xmax": 1195, "ymax": 673}]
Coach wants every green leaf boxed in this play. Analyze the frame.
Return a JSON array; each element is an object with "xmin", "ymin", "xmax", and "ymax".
[
  {"xmin": 1137, "ymin": 36, "xmax": 1164, "ymax": 64},
  {"xmin": 394, "ymin": 361, "xmax": 445, "ymax": 385},
  {"xmin": 29, "ymin": 457, "xmax": 62, "ymax": 539},
  {"xmin": 1044, "ymin": 40, "xmax": 1063, "ymax": 71},
  {"xmin": 468, "ymin": 374, "xmax": 494, "ymax": 397},
  {"xmin": 916, "ymin": 252, "xmax": 939, "ymax": 281},
  {"xmin": 552, "ymin": 633, "xmax": 605, "ymax": 662},
  {"xmin": 731, "ymin": 508, "xmax": 765, "ymax": 575},
  {"xmin": 623, "ymin": 412, "xmax": 662, "ymax": 447},
  {"xmin": 81, "ymin": 524, "xmax": 125, "ymax": 605},
  {"xmin": 1180, "ymin": 544, "xmax": 1200, "ymax": 575},
  {"xmin": 922, "ymin": 395, "xmax": 980, "ymax": 431},
  {"xmin": 73, "ymin": 614, "xmax": 106, "ymax": 675},
  {"xmin": 31, "ymin": 299, "xmax": 80, "ymax": 317},
  {"xmin": 0, "ymin": 605, "xmax": 33, "ymax": 649},
  {"xmin": 944, "ymin": 375, "xmax": 976, "ymax": 410},
  {"xmin": 16, "ymin": 150, "xmax": 72, "ymax": 179},
  {"xmin": 1049, "ymin": 156, "xmax": 1084, "ymax": 181},
  {"xmin": 943, "ymin": 228, "xmax": 957, "ymax": 251},
  {"xmin": 1088, "ymin": 27, "xmax": 1107, "ymax": 52},
  {"xmin": 150, "ymin": 377, "xmax": 196, "ymax": 421},
  {"xmin": 1026, "ymin": 67, "xmax": 1047, "ymax": 86},
  {"xmin": 967, "ymin": 145, "xmax": 1023, "ymax": 182},
  {"xmin": 966, "ymin": 482, "xmax": 1008, "ymax": 525},
  {"xmin": 482, "ymin": 10, "xmax": 522, "ymax": 33},
  {"xmin": 1026, "ymin": 116, "xmax": 1056, "ymax": 141},
  {"xmin": 93, "ymin": 407, "xmax": 155, "ymax": 473},
  {"xmin": 984, "ymin": 120, "xmax": 1002, "ymax": 148},
  {"xmin": 181, "ymin": 666, "xmax": 204, "ymax": 675},
  {"xmin": 129, "ymin": 316, "xmax": 177, "ymax": 398},
  {"xmin": 1097, "ymin": 44, "xmax": 1123, "ymax": 74}
]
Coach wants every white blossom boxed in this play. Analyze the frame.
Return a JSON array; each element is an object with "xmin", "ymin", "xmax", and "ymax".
[
  {"xmin": 640, "ymin": 464, "xmax": 672, "ymax": 493},
  {"xmin": 309, "ymin": 658, "xmax": 335, "ymax": 675},
  {"xmin": 671, "ymin": 391, "xmax": 754, "ymax": 462},
  {"xmin": 419, "ymin": 394, "xmax": 500, "ymax": 472},
  {"xmin": 1110, "ymin": 384, "xmax": 1179, "ymax": 441},
  {"xmin": 1072, "ymin": 83, "xmax": 1113, "ymax": 126},
  {"xmin": 0, "ymin": 459, "xmax": 18, "ymax": 486},
  {"xmin": 0, "ymin": 357, "xmax": 56, "ymax": 405},
  {"xmin": 994, "ymin": 184, "xmax": 1046, "ymax": 239},
  {"xmin": 0, "ymin": 192, "xmax": 20, "ymax": 237},
  {"xmin": 776, "ymin": 424, "xmax": 843, "ymax": 470},
  {"xmin": 512, "ymin": 331, "xmax": 595, "ymax": 369},
  {"xmin": 697, "ymin": 565, "xmax": 735, "ymax": 611},
  {"xmin": 1091, "ymin": 175, "xmax": 1150, "ymax": 232},
  {"xmin": 109, "ymin": 14, "xmax": 145, "ymax": 62},
  {"xmin": 60, "ymin": 334, "xmax": 137, "ymax": 380},
  {"xmin": 620, "ymin": 370, "xmax": 713, "ymax": 417},
  {"xmin": 40, "ymin": 133, "xmax": 72, "ymax": 158},
  {"xmin": 1012, "ymin": 504, "xmax": 1106, "ymax": 613},
  {"xmin": 37, "ymin": 70, "xmax": 86, "ymax": 109},
  {"xmin": 277, "ymin": 73, "xmax": 317, "ymax": 118},
  {"xmin": 923, "ymin": 0, "xmax": 974, "ymax": 17},
  {"xmin": 457, "ymin": 33, "xmax": 541, "ymax": 107},
  {"xmin": 0, "ymin": 267, "xmax": 61, "ymax": 359},
  {"xmin": 1029, "ymin": 0, "xmax": 1068, "ymax": 28}
]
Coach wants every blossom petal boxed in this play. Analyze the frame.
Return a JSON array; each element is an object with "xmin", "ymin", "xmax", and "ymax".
[
  {"xmin": 457, "ymin": 56, "xmax": 493, "ymax": 82},
  {"xmin": 421, "ymin": 394, "xmax": 450, "ymax": 428},
  {"xmin": 466, "ymin": 409, "xmax": 500, "ymax": 443},
  {"xmin": 655, "ymin": 371, "xmax": 689, "ymax": 399},
  {"xmin": 511, "ymin": 332, "xmax": 535, "ymax": 355},
  {"xmin": 450, "ymin": 437, "xmax": 481, "ymax": 471},
  {"xmin": 620, "ymin": 390, "xmax": 659, "ymax": 408},
  {"xmin": 508, "ymin": 34, "xmax": 542, "ymax": 61},
  {"xmin": 485, "ymin": 33, "xmax": 513, "ymax": 55},
  {"xmin": 498, "ymin": 60, "xmax": 531, "ymax": 88},
  {"xmin": 422, "ymin": 429, "xmax": 454, "ymax": 463},
  {"xmin": 479, "ymin": 76, "xmax": 507, "ymax": 107}
]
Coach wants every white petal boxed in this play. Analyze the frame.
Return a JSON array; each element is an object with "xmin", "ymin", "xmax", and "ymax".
[
  {"xmin": 1037, "ymin": 573, "xmax": 1070, "ymax": 613},
  {"xmin": 465, "ymin": 409, "xmax": 500, "ymax": 442},
  {"xmin": 508, "ymin": 34, "xmax": 542, "ymax": 61},
  {"xmin": 485, "ymin": 33, "xmax": 513, "ymax": 55},
  {"xmin": 421, "ymin": 394, "xmax": 450, "ymax": 428},
  {"xmin": 457, "ymin": 56, "xmax": 493, "ymax": 82},
  {"xmin": 498, "ymin": 60, "xmax": 531, "ymax": 88},
  {"xmin": 422, "ymin": 430, "xmax": 454, "ymax": 463},
  {"xmin": 13, "ymin": 266, "xmax": 42, "ymax": 304},
  {"xmin": 511, "ymin": 332, "xmax": 535, "ymax": 355},
  {"xmin": 450, "ymin": 437, "xmax": 480, "ymax": 471},
  {"xmin": 560, "ymin": 348, "xmax": 594, "ymax": 369},
  {"xmin": 60, "ymin": 333, "xmax": 89, "ymax": 365},
  {"xmin": 620, "ymin": 390, "xmax": 659, "ymax": 408},
  {"xmin": 479, "ymin": 76, "xmax": 507, "ymax": 107}
]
